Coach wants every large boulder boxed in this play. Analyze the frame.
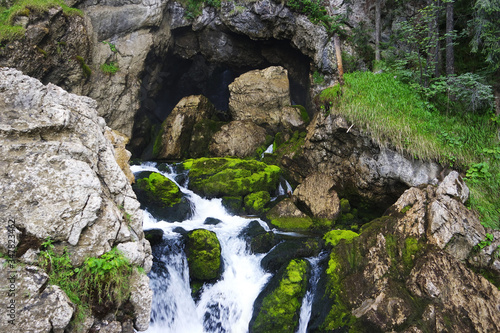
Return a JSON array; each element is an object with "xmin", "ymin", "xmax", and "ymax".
[
  {"xmin": 133, "ymin": 172, "xmax": 192, "ymax": 222},
  {"xmin": 228, "ymin": 66, "xmax": 305, "ymax": 133},
  {"xmin": 251, "ymin": 259, "xmax": 309, "ymax": 333},
  {"xmin": 266, "ymin": 198, "xmax": 313, "ymax": 232},
  {"xmin": 183, "ymin": 157, "xmax": 281, "ymax": 198},
  {"xmin": 185, "ymin": 229, "xmax": 222, "ymax": 281},
  {"xmin": 293, "ymin": 172, "xmax": 341, "ymax": 220},
  {"xmin": 153, "ymin": 95, "xmax": 217, "ymax": 159},
  {"xmin": 0, "ymin": 68, "xmax": 152, "ymax": 331},
  {"xmin": 210, "ymin": 120, "xmax": 268, "ymax": 158},
  {"xmin": 309, "ymin": 172, "xmax": 500, "ymax": 332}
]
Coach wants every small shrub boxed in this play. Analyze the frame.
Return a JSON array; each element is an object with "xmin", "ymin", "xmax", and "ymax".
[{"xmin": 100, "ymin": 61, "xmax": 119, "ymax": 74}]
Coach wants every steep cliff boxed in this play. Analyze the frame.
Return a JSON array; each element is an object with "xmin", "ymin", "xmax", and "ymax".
[{"xmin": 0, "ymin": 68, "xmax": 152, "ymax": 332}]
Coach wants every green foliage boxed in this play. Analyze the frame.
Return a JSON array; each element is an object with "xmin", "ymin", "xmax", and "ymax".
[
  {"xmin": 102, "ymin": 40, "xmax": 117, "ymax": 53},
  {"xmin": 100, "ymin": 61, "xmax": 119, "ymax": 74},
  {"xmin": 268, "ymin": 216, "xmax": 313, "ymax": 232},
  {"xmin": 470, "ymin": 0, "xmax": 500, "ymax": 72},
  {"xmin": 0, "ymin": 0, "xmax": 82, "ymax": 43},
  {"xmin": 286, "ymin": 0, "xmax": 346, "ymax": 34},
  {"xmin": 474, "ymin": 233, "xmax": 495, "ymax": 251},
  {"xmin": 244, "ymin": 191, "xmax": 271, "ymax": 215},
  {"xmin": 180, "ymin": 0, "xmax": 221, "ymax": 20},
  {"xmin": 253, "ymin": 259, "xmax": 308, "ymax": 332},
  {"xmin": 312, "ymin": 70, "xmax": 325, "ymax": 84},
  {"xmin": 39, "ymin": 239, "xmax": 137, "ymax": 330},
  {"xmin": 318, "ymin": 71, "xmax": 500, "ymax": 228}
]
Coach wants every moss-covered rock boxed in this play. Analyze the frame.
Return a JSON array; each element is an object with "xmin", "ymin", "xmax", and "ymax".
[
  {"xmin": 251, "ymin": 259, "xmax": 309, "ymax": 333},
  {"xmin": 261, "ymin": 238, "xmax": 322, "ymax": 273},
  {"xmin": 266, "ymin": 198, "xmax": 313, "ymax": 232},
  {"xmin": 244, "ymin": 191, "xmax": 271, "ymax": 215},
  {"xmin": 183, "ymin": 157, "xmax": 281, "ymax": 198},
  {"xmin": 133, "ymin": 171, "xmax": 192, "ymax": 222},
  {"xmin": 185, "ymin": 229, "xmax": 222, "ymax": 281},
  {"xmin": 323, "ymin": 229, "xmax": 359, "ymax": 247},
  {"xmin": 221, "ymin": 196, "xmax": 243, "ymax": 215}
]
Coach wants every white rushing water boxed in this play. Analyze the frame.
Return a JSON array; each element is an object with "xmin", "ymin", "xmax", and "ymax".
[
  {"xmin": 131, "ymin": 163, "xmax": 273, "ymax": 333},
  {"xmin": 297, "ymin": 253, "xmax": 328, "ymax": 333},
  {"xmin": 261, "ymin": 143, "xmax": 274, "ymax": 159}
]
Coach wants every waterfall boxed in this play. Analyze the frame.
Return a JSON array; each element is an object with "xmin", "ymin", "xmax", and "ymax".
[
  {"xmin": 296, "ymin": 252, "xmax": 328, "ymax": 333},
  {"xmin": 132, "ymin": 163, "xmax": 272, "ymax": 333},
  {"xmin": 260, "ymin": 143, "xmax": 274, "ymax": 159}
]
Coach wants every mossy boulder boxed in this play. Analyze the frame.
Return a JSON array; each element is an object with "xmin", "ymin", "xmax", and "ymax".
[
  {"xmin": 266, "ymin": 198, "xmax": 313, "ymax": 232},
  {"xmin": 323, "ymin": 229, "xmax": 359, "ymax": 248},
  {"xmin": 185, "ymin": 229, "xmax": 222, "ymax": 281},
  {"xmin": 244, "ymin": 191, "xmax": 271, "ymax": 215},
  {"xmin": 133, "ymin": 171, "xmax": 192, "ymax": 222},
  {"xmin": 183, "ymin": 157, "xmax": 281, "ymax": 198},
  {"xmin": 250, "ymin": 259, "xmax": 309, "ymax": 333}
]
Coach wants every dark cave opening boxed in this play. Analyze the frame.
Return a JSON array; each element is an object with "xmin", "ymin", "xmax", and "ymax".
[{"xmin": 129, "ymin": 30, "xmax": 314, "ymax": 159}]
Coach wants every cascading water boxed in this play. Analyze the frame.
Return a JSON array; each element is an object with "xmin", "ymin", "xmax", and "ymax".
[
  {"xmin": 297, "ymin": 252, "xmax": 328, "ymax": 333},
  {"xmin": 132, "ymin": 163, "xmax": 272, "ymax": 333},
  {"xmin": 132, "ymin": 162, "xmax": 324, "ymax": 333}
]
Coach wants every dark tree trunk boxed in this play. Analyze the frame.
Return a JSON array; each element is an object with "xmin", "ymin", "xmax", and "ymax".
[
  {"xmin": 375, "ymin": 0, "xmax": 381, "ymax": 63},
  {"xmin": 446, "ymin": 0, "xmax": 454, "ymax": 75}
]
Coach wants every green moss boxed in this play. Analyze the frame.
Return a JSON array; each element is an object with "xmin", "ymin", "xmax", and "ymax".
[
  {"xmin": 185, "ymin": 229, "xmax": 221, "ymax": 281},
  {"xmin": 244, "ymin": 191, "xmax": 271, "ymax": 215},
  {"xmin": 340, "ymin": 198, "xmax": 351, "ymax": 213},
  {"xmin": 75, "ymin": 55, "xmax": 91, "ymax": 78},
  {"xmin": 385, "ymin": 234, "xmax": 398, "ymax": 261},
  {"xmin": 183, "ymin": 157, "xmax": 281, "ymax": 198},
  {"xmin": 221, "ymin": 196, "xmax": 243, "ymax": 215},
  {"xmin": 135, "ymin": 172, "xmax": 182, "ymax": 207},
  {"xmin": 402, "ymin": 237, "xmax": 421, "ymax": 269},
  {"xmin": 400, "ymin": 205, "xmax": 412, "ymax": 214},
  {"xmin": 269, "ymin": 216, "xmax": 313, "ymax": 232},
  {"xmin": 292, "ymin": 105, "xmax": 310, "ymax": 123},
  {"xmin": 323, "ymin": 229, "xmax": 359, "ymax": 247},
  {"xmin": 253, "ymin": 259, "xmax": 308, "ymax": 332},
  {"xmin": 36, "ymin": 46, "xmax": 47, "ymax": 57}
]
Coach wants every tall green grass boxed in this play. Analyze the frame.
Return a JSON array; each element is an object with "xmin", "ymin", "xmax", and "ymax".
[
  {"xmin": 319, "ymin": 71, "xmax": 500, "ymax": 229},
  {"xmin": 0, "ymin": 0, "xmax": 82, "ymax": 43}
]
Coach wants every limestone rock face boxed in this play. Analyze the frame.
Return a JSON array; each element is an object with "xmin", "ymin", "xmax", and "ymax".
[
  {"xmin": 407, "ymin": 251, "xmax": 500, "ymax": 332},
  {"xmin": 228, "ymin": 66, "xmax": 304, "ymax": 133},
  {"xmin": 0, "ymin": 263, "xmax": 74, "ymax": 333},
  {"xmin": 311, "ymin": 173, "xmax": 500, "ymax": 332},
  {"xmin": 0, "ymin": 68, "xmax": 152, "ymax": 331},
  {"xmin": 105, "ymin": 128, "xmax": 135, "ymax": 184},
  {"xmin": 296, "ymin": 113, "xmax": 441, "ymax": 206},
  {"xmin": 154, "ymin": 95, "xmax": 217, "ymax": 159},
  {"xmin": 210, "ymin": 120, "xmax": 267, "ymax": 158},
  {"xmin": 293, "ymin": 172, "xmax": 340, "ymax": 220}
]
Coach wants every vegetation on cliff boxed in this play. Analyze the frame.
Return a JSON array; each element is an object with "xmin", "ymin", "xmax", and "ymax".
[
  {"xmin": 318, "ymin": 71, "xmax": 499, "ymax": 229},
  {"xmin": 39, "ymin": 239, "xmax": 142, "ymax": 330},
  {"xmin": 0, "ymin": 0, "xmax": 82, "ymax": 43}
]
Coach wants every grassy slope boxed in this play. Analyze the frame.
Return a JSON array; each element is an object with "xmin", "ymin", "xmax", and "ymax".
[
  {"xmin": 319, "ymin": 71, "xmax": 500, "ymax": 229},
  {"xmin": 0, "ymin": 0, "xmax": 82, "ymax": 43}
]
